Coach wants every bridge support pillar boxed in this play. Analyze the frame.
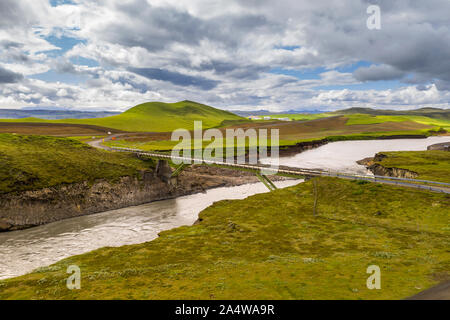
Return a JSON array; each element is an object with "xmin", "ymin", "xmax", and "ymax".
[
  {"xmin": 155, "ymin": 160, "xmax": 173, "ymax": 183},
  {"xmin": 256, "ymin": 173, "xmax": 278, "ymax": 191}
]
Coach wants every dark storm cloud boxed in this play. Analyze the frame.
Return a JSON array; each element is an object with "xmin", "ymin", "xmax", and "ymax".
[
  {"xmin": 0, "ymin": 0, "xmax": 22, "ymax": 28},
  {"xmin": 0, "ymin": 66, "xmax": 23, "ymax": 83},
  {"xmin": 0, "ymin": 40, "xmax": 23, "ymax": 49},
  {"xmin": 354, "ymin": 65, "xmax": 405, "ymax": 82},
  {"xmin": 197, "ymin": 61, "xmax": 268, "ymax": 80},
  {"xmin": 285, "ymin": 0, "xmax": 450, "ymax": 89},
  {"xmin": 128, "ymin": 67, "xmax": 219, "ymax": 90},
  {"xmin": 95, "ymin": 0, "xmax": 279, "ymax": 53}
]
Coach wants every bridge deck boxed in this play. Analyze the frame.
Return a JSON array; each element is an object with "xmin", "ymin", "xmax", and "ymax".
[{"xmin": 111, "ymin": 147, "xmax": 450, "ymax": 194}]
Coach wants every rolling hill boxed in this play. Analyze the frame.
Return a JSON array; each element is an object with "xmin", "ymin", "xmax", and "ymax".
[{"xmin": 0, "ymin": 101, "xmax": 246, "ymax": 132}]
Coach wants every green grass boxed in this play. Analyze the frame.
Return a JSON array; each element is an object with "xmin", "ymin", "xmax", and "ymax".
[
  {"xmin": 0, "ymin": 101, "xmax": 246, "ymax": 132},
  {"xmin": 345, "ymin": 114, "xmax": 450, "ymax": 130},
  {"xmin": 255, "ymin": 114, "xmax": 328, "ymax": 121},
  {"xmin": 373, "ymin": 150, "xmax": 450, "ymax": 183},
  {"xmin": 0, "ymin": 134, "xmax": 154, "ymax": 194},
  {"xmin": 66, "ymin": 135, "xmax": 107, "ymax": 142},
  {"xmin": 1, "ymin": 178, "xmax": 448, "ymax": 300},
  {"xmin": 104, "ymin": 128, "xmax": 436, "ymax": 152}
]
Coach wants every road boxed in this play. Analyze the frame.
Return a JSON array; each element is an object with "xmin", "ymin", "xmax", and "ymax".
[{"xmin": 87, "ymin": 134, "xmax": 127, "ymax": 151}]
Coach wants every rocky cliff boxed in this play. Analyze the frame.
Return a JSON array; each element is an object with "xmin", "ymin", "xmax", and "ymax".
[
  {"xmin": 427, "ymin": 142, "xmax": 450, "ymax": 151},
  {"xmin": 358, "ymin": 153, "xmax": 419, "ymax": 179},
  {"xmin": 0, "ymin": 165, "xmax": 278, "ymax": 232}
]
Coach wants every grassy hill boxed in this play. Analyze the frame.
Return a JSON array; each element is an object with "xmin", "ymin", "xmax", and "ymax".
[
  {"xmin": 1, "ymin": 178, "xmax": 448, "ymax": 299},
  {"xmin": 0, "ymin": 134, "xmax": 153, "ymax": 194},
  {"xmin": 0, "ymin": 101, "xmax": 246, "ymax": 132}
]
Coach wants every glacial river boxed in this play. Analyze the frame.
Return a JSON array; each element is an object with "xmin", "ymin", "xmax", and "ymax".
[
  {"xmin": 262, "ymin": 136, "xmax": 449, "ymax": 174},
  {"xmin": 0, "ymin": 136, "xmax": 448, "ymax": 280}
]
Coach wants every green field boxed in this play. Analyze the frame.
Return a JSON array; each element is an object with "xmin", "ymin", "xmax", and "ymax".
[
  {"xmin": 344, "ymin": 114, "xmax": 450, "ymax": 129},
  {"xmin": 0, "ymin": 101, "xmax": 247, "ymax": 132},
  {"xmin": 254, "ymin": 113, "xmax": 328, "ymax": 121},
  {"xmin": 0, "ymin": 134, "xmax": 154, "ymax": 194},
  {"xmin": 1, "ymin": 178, "xmax": 448, "ymax": 300},
  {"xmin": 373, "ymin": 150, "xmax": 450, "ymax": 183}
]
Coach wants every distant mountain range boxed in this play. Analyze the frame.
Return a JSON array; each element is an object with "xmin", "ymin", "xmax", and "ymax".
[
  {"xmin": 0, "ymin": 109, "xmax": 120, "ymax": 120},
  {"xmin": 1, "ymin": 105, "xmax": 448, "ymax": 121}
]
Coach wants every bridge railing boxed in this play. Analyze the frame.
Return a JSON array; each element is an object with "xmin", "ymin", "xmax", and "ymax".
[{"xmin": 110, "ymin": 147, "xmax": 450, "ymax": 191}]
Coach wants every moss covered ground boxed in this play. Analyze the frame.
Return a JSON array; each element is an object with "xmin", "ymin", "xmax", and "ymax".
[
  {"xmin": 1, "ymin": 178, "xmax": 448, "ymax": 300},
  {"xmin": 0, "ymin": 134, "xmax": 154, "ymax": 194}
]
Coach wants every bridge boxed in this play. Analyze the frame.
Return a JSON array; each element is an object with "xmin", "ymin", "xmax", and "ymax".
[{"xmin": 109, "ymin": 146, "xmax": 450, "ymax": 194}]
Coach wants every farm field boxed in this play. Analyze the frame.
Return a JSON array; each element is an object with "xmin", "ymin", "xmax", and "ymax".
[
  {"xmin": 103, "ymin": 115, "xmax": 439, "ymax": 151},
  {"xmin": 0, "ymin": 122, "xmax": 122, "ymax": 136}
]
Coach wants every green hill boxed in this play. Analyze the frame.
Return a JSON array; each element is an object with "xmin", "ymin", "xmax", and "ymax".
[{"xmin": 0, "ymin": 101, "xmax": 246, "ymax": 132}]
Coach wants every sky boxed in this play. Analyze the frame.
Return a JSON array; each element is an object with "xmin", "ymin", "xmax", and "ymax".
[{"xmin": 0, "ymin": 0, "xmax": 449, "ymax": 112}]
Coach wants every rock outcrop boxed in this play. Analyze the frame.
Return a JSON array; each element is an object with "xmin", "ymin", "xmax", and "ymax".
[
  {"xmin": 427, "ymin": 142, "xmax": 450, "ymax": 151},
  {"xmin": 358, "ymin": 153, "xmax": 419, "ymax": 179}
]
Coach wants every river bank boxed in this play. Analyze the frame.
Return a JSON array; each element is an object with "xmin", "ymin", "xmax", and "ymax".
[
  {"xmin": 0, "ymin": 165, "xmax": 286, "ymax": 232},
  {"xmin": 0, "ymin": 179, "xmax": 300, "ymax": 280},
  {"xmin": 264, "ymin": 136, "xmax": 449, "ymax": 175},
  {"xmin": 277, "ymin": 133, "xmax": 445, "ymax": 157},
  {"xmin": 358, "ymin": 149, "xmax": 450, "ymax": 183},
  {"xmin": 2, "ymin": 177, "xmax": 447, "ymax": 299}
]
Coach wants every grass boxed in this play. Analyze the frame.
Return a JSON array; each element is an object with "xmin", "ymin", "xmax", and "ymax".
[
  {"xmin": 254, "ymin": 114, "xmax": 328, "ymax": 121},
  {"xmin": 0, "ymin": 134, "xmax": 154, "ymax": 194},
  {"xmin": 67, "ymin": 135, "xmax": 107, "ymax": 142},
  {"xmin": 1, "ymin": 177, "xmax": 448, "ymax": 300},
  {"xmin": 373, "ymin": 150, "xmax": 450, "ymax": 183},
  {"xmin": 0, "ymin": 101, "xmax": 246, "ymax": 133},
  {"xmin": 104, "ymin": 128, "xmax": 437, "ymax": 152},
  {"xmin": 345, "ymin": 114, "xmax": 450, "ymax": 130}
]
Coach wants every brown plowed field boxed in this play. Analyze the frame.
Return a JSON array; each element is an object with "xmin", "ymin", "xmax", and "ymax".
[
  {"xmin": 0, "ymin": 122, "xmax": 124, "ymax": 136},
  {"xmin": 111, "ymin": 116, "xmax": 434, "ymax": 142}
]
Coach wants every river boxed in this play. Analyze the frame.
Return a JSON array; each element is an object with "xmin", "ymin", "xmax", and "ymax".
[
  {"xmin": 0, "ymin": 136, "xmax": 448, "ymax": 280},
  {"xmin": 262, "ymin": 136, "xmax": 449, "ymax": 174},
  {"xmin": 0, "ymin": 180, "xmax": 300, "ymax": 280}
]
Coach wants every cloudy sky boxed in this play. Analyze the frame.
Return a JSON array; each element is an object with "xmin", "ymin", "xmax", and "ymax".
[{"xmin": 0, "ymin": 0, "xmax": 449, "ymax": 112}]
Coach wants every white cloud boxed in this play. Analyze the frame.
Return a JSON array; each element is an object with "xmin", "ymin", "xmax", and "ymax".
[{"xmin": 0, "ymin": 0, "xmax": 449, "ymax": 111}]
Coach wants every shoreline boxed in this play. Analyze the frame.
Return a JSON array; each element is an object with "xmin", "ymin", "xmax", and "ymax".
[{"xmin": 0, "ymin": 165, "xmax": 288, "ymax": 233}]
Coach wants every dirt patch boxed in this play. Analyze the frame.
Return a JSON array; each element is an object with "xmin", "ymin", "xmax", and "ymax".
[{"xmin": 0, "ymin": 122, "xmax": 124, "ymax": 136}]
